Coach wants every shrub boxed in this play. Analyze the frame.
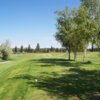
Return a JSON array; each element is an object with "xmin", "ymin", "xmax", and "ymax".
[
  {"xmin": 0, "ymin": 40, "xmax": 12, "ymax": 60},
  {"xmin": 1, "ymin": 50, "xmax": 9, "ymax": 60}
]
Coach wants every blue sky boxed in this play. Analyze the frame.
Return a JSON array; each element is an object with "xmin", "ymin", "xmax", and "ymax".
[{"xmin": 0, "ymin": 0, "xmax": 80, "ymax": 48}]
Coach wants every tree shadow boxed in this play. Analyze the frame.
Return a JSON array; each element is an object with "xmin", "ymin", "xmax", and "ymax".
[
  {"xmin": 31, "ymin": 58, "xmax": 91, "ymax": 67},
  {"xmin": 11, "ymin": 74, "xmax": 35, "ymax": 80},
  {"xmin": 11, "ymin": 69, "xmax": 100, "ymax": 100},
  {"xmin": 32, "ymin": 69, "xmax": 100, "ymax": 100}
]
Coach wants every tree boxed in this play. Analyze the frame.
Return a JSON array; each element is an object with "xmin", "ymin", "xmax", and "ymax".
[
  {"xmin": 55, "ymin": 5, "xmax": 97, "ymax": 61},
  {"xmin": 14, "ymin": 46, "xmax": 18, "ymax": 53},
  {"xmin": 96, "ymin": 32, "xmax": 100, "ymax": 51},
  {"xmin": 35, "ymin": 43, "xmax": 40, "ymax": 52},
  {"xmin": 0, "ymin": 40, "xmax": 12, "ymax": 60},
  {"xmin": 55, "ymin": 7, "xmax": 74, "ymax": 60},
  {"xmin": 95, "ymin": 1, "xmax": 100, "ymax": 51},
  {"xmin": 20, "ymin": 45, "xmax": 24, "ymax": 53},
  {"xmin": 50, "ymin": 46, "xmax": 54, "ymax": 52},
  {"xmin": 72, "ymin": 5, "xmax": 96, "ymax": 60},
  {"xmin": 95, "ymin": 14, "xmax": 100, "ymax": 51},
  {"xmin": 80, "ymin": 0, "xmax": 100, "ymax": 51},
  {"xmin": 27, "ymin": 44, "xmax": 31, "ymax": 53},
  {"xmin": 24, "ymin": 48, "xmax": 28, "ymax": 53},
  {"xmin": 1, "ymin": 50, "xmax": 9, "ymax": 60}
]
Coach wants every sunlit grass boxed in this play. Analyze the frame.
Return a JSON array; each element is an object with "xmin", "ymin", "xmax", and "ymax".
[{"xmin": 0, "ymin": 52, "xmax": 100, "ymax": 100}]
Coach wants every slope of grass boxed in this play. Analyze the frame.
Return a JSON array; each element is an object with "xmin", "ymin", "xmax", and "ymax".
[{"xmin": 0, "ymin": 52, "xmax": 100, "ymax": 100}]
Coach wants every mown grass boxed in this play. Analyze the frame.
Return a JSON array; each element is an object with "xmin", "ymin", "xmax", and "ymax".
[{"xmin": 0, "ymin": 52, "xmax": 100, "ymax": 100}]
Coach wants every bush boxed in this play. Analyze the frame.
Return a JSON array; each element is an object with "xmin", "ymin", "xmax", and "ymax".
[
  {"xmin": 1, "ymin": 50, "xmax": 9, "ymax": 60},
  {"xmin": 0, "ymin": 40, "xmax": 12, "ymax": 60}
]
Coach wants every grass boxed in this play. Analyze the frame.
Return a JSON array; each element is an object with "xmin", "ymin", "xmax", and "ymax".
[{"xmin": 0, "ymin": 52, "xmax": 100, "ymax": 100}]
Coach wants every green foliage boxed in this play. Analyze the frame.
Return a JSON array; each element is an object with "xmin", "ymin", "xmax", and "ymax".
[
  {"xmin": 13, "ymin": 46, "xmax": 18, "ymax": 53},
  {"xmin": 55, "ymin": 7, "xmax": 72, "ymax": 48},
  {"xmin": 27, "ymin": 44, "xmax": 32, "ymax": 53},
  {"xmin": 73, "ymin": 6, "xmax": 96, "ymax": 49},
  {"xmin": 55, "ymin": 1, "xmax": 100, "ymax": 60},
  {"xmin": 55, "ymin": 6, "xmax": 95, "ymax": 60},
  {"xmin": 50, "ymin": 46, "xmax": 55, "ymax": 52},
  {"xmin": 96, "ymin": 31, "xmax": 100, "ymax": 50},
  {"xmin": 81, "ymin": 0, "xmax": 100, "ymax": 16},
  {"xmin": 55, "ymin": 7, "xmax": 74, "ymax": 60},
  {"xmin": 0, "ymin": 40, "xmax": 12, "ymax": 54},
  {"xmin": 1, "ymin": 49, "xmax": 9, "ymax": 60},
  {"xmin": 0, "ymin": 40, "xmax": 12, "ymax": 60},
  {"xmin": 35, "ymin": 43, "xmax": 40, "ymax": 52},
  {"xmin": 20, "ymin": 45, "xmax": 24, "ymax": 53},
  {"xmin": 81, "ymin": 0, "xmax": 100, "ymax": 51}
]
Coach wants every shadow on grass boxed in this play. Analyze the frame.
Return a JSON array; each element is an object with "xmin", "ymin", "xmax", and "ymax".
[
  {"xmin": 31, "ymin": 58, "xmax": 91, "ymax": 67},
  {"xmin": 11, "ymin": 74, "xmax": 35, "ymax": 80},
  {"xmin": 11, "ymin": 68, "xmax": 100, "ymax": 100}
]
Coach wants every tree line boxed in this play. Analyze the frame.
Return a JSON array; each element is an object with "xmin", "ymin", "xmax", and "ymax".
[
  {"xmin": 0, "ymin": 40, "xmax": 98, "ymax": 61},
  {"xmin": 0, "ymin": 41, "xmax": 66, "ymax": 60},
  {"xmin": 0, "ymin": 39, "xmax": 99, "ymax": 61},
  {"xmin": 55, "ymin": 0, "xmax": 100, "ymax": 61},
  {"xmin": 13, "ymin": 44, "xmax": 66, "ymax": 53}
]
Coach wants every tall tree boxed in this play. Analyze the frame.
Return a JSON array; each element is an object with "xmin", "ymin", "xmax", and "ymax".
[
  {"xmin": 95, "ymin": 13, "xmax": 100, "ymax": 51},
  {"xmin": 95, "ymin": 1, "xmax": 100, "ymax": 51},
  {"xmin": 50, "ymin": 46, "xmax": 54, "ymax": 52},
  {"xmin": 20, "ymin": 45, "xmax": 24, "ymax": 53},
  {"xmin": 55, "ymin": 5, "xmax": 96, "ymax": 61},
  {"xmin": 81, "ymin": 0, "xmax": 100, "ymax": 51},
  {"xmin": 27, "ymin": 44, "xmax": 31, "ymax": 53},
  {"xmin": 72, "ymin": 5, "xmax": 96, "ymax": 60},
  {"xmin": 14, "ymin": 46, "xmax": 18, "ymax": 53},
  {"xmin": 55, "ymin": 7, "xmax": 73, "ymax": 60},
  {"xmin": 35, "ymin": 43, "xmax": 40, "ymax": 52}
]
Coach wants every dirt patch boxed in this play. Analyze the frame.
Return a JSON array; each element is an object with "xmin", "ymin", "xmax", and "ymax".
[{"xmin": 0, "ymin": 61, "xmax": 11, "ymax": 64}]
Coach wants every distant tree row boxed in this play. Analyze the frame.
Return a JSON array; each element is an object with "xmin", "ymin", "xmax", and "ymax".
[
  {"xmin": 13, "ymin": 44, "xmax": 66, "ymax": 53},
  {"xmin": 87, "ymin": 48, "xmax": 100, "ymax": 52}
]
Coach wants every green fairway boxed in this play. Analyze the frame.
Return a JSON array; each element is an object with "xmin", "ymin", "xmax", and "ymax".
[{"xmin": 0, "ymin": 53, "xmax": 100, "ymax": 100}]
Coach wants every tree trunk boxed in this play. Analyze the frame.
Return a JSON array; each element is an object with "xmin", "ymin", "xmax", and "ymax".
[
  {"xmin": 98, "ymin": 46, "xmax": 100, "ymax": 57},
  {"xmin": 91, "ymin": 42, "xmax": 94, "ymax": 52},
  {"xmin": 83, "ymin": 49, "xmax": 87, "ymax": 62},
  {"xmin": 74, "ymin": 50, "xmax": 77, "ymax": 61},
  {"xmin": 68, "ymin": 47, "xmax": 71, "ymax": 61}
]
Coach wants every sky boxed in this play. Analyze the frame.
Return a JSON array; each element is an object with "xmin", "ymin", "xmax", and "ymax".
[{"xmin": 0, "ymin": 0, "xmax": 81, "ymax": 48}]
